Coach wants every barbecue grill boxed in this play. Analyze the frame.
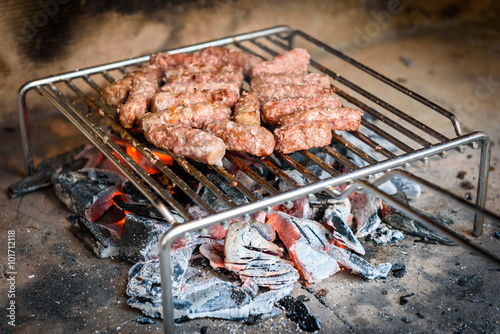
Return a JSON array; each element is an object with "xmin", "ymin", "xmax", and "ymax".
[{"xmin": 16, "ymin": 26, "xmax": 500, "ymax": 333}]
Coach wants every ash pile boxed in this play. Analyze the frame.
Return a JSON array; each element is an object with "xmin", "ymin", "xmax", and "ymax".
[{"xmin": 8, "ymin": 143, "xmax": 457, "ymax": 330}]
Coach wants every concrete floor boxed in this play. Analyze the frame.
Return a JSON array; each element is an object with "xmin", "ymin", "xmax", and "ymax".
[{"xmin": 0, "ymin": 19, "xmax": 499, "ymax": 334}]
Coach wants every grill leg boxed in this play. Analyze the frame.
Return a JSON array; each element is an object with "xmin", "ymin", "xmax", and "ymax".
[
  {"xmin": 160, "ymin": 232, "xmax": 176, "ymax": 334},
  {"xmin": 473, "ymin": 137, "xmax": 492, "ymax": 237},
  {"xmin": 17, "ymin": 87, "xmax": 35, "ymax": 176}
]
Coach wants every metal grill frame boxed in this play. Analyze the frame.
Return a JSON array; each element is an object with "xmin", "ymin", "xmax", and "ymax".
[{"xmin": 16, "ymin": 26, "xmax": 498, "ymax": 333}]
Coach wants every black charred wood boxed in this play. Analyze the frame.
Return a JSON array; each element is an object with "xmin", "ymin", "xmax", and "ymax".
[
  {"xmin": 67, "ymin": 214, "xmax": 120, "ymax": 258},
  {"xmin": 115, "ymin": 200, "xmax": 165, "ymax": 220},
  {"xmin": 277, "ymin": 295, "xmax": 322, "ymax": 332},
  {"xmin": 400, "ymin": 293, "xmax": 415, "ymax": 305},
  {"xmin": 52, "ymin": 168, "xmax": 125, "ymax": 222},
  {"xmin": 120, "ymin": 214, "xmax": 171, "ymax": 263},
  {"xmin": 391, "ymin": 263, "xmax": 407, "ymax": 278},
  {"xmin": 8, "ymin": 146, "xmax": 87, "ymax": 198},
  {"xmin": 383, "ymin": 192, "xmax": 455, "ymax": 245}
]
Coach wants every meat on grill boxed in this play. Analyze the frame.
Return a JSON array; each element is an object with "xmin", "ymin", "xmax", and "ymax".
[
  {"xmin": 232, "ymin": 91, "xmax": 261, "ymax": 126},
  {"xmin": 151, "ymin": 90, "xmax": 239, "ymax": 113},
  {"xmin": 143, "ymin": 124, "xmax": 226, "ymax": 165},
  {"xmin": 252, "ymin": 84, "xmax": 333, "ymax": 104},
  {"xmin": 151, "ymin": 46, "xmax": 262, "ymax": 77},
  {"xmin": 274, "ymin": 121, "xmax": 333, "ymax": 154},
  {"xmin": 277, "ymin": 106, "xmax": 363, "ymax": 131},
  {"xmin": 261, "ymin": 97, "xmax": 342, "ymax": 126},
  {"xmin": 160, "ymin": 81, "xmax": 241, "ymax": 96},
  {"xmin": 117, "ymin": 65, "xmax": 162, "ymax": 128},
  {"xmin": 162, "ymin": 63, "xmax": 243, "ymax": 78},
  {"xmin": 204, "ymin": 119, "xmax": 275, "ymax": 157},
  {"xmin": 251, "ymin": 72, "xmax": 330, "ymax": 89},
  {"xmin": 250, "ymin": 48, "xmax": 310, "ymax": 78},
  {"xmin": 101, "ymin": 75, "xmax": 133, "ymax": 107},
  {"xmin": 164, "ymin": 70, "xmax": 244, "ymax": 86},
  {"xmin": 101, "ymin": 64, "xmax": 161, "ymax": 107},
  {"xmin": 198, "ymin": 47, "xmax": 263, "ymax": 77},
  {"xmin": 141, "ymin": 102, "xmax": 232, "ymax": 132},
  {"xmin": 150, "ymin": 52, "xmax": 199, "ymax": 69}
]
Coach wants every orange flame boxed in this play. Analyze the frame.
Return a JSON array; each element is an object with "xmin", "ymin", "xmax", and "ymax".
[{"xmin": 125, "ymin": 146, "xmax": 173, "ymax": 174}]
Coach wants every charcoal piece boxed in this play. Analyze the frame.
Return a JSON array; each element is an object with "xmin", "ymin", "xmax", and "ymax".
[
  {"xmin": 377, "ymin": 179, "xmax": 398, "ymax": 196},
  {"xmin": 52, "ymin": 168, "xmax": 125, "ymax": 222},
  {"xmin": 121, "ymin": 181, "xmax": 149, "ymax": 203},
  {"xmin": 326, "ymin": 244, "xmax": 391, "ymax": 280},
  {"xmin": 277, "ymin": 295, "xmax": 322, "ymax": 332},
  {"xmin": 389, "ymin": 175, "xmax": 421, "ymax": 199},
  {"xmin": 261, "ymin": 307, "xmax": 282, "ymax": 320},
  {"xmin": 273, "ymin": 196, "xmax": 311, "ymax": 219},
  {"xmin": 416, "ymin": 312, "xmax": 425, "ymax": 319},
  {"xmin": 369, "ymin": 225, "xmax": 405, "ymax": 245},
  {"xmin": 250, "ymin": 284, "xmax": 294, "ymax": 316},
  {"xmin": 136, "ymin": 317, "xmax": 156, "ymax": 324},
  {"xmin": 120, "ymin": 214, "xmax": 172, "ymax": 263},
  {"xmin": 127, "ymin": 260, "xmax": 162, "ymax": 301},
  {"xmin": 391, "ymin": 263, "xmax": 406, "ymax": 278},
  {"xmin": 127, "ymin": 245, "xmax": 195, "ymax": 306},
  {"xmin": 240, "ymin": 279, "xmax": 259, "ymax": 298},
  {"xmin": 318, "ymin": 198, "xmax": 365, "ymax": 255},
  {"xmin": 115, "ymin": 201, "xmax": 185, "ymax": 224},
  {"xmin": 270, "ymin": 212, "xmax": 339, "ymax": 284},
  {"xmin": 401, "ymin": 317, "xmax": 412, "ymax": 324},
  {"xmin": 200, "ymin": 170, "xmax": 251, "ymax": 212},
  {"xmin": 224, "ymin": 220, "xmax": 299, "ymax": 289},
  {"xmin": 244, "ymin": 314, "xmax": 261, "ymax": 325},
  {"xmin": 128, "ymin": 296, "xmax": 162, "ymax": 319},
  {"xmin": 400, "ymin": 293, "xmax": 415, "ymax": 305},
  {"xmin": 173, "ymin": 278, "xmax": 252, "ymax": 321},
  {"xmin": 200, "ymin": 326, "xmax": 209, "ymax": 334},
  {"xmin": 297, "ymin": 295, "xmax": 310, "ymax": 302},
  {"xmin": 278, "ymin": 169, "xmax": 309, "ymax": 191},
  {"xmin": 8, "ymin": 146, "xmax": 89, "ymax": 198},
  {"xmin": 350, "ymin": 192, "xmax": 382, "ymax": 238},
  {"xmin": 199, "ymin": 238, "xmax": 225, "ymax": 269},
  {"xmin": 67, "ymin": 214, "xmax": 120, "ymax": 258},
  {"xmin": 459, "ymin": 180, "xmax": 475, "ymax": 190},
  {"xmin": 495, "ymin": 232, "xmax": 500, "ymax": 240},
  {"xmin": 382, "ymin": 192, "xmax": 454, "ymax": 245},
  {"xmin": 303, "ymin": 152, "xmax": 337, "ymax": 180},
  {"xmin": 114, "ymin": 200, "xmax": 166, "ymax": 221},
  {"xmin": 206, "ymin": 171, "xmax": 248, "ymax": 205}
]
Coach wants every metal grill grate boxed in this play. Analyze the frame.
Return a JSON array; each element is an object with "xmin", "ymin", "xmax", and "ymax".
[{"xmin": 17, "ymin": 26, "xmax": 499, "ymax": 333}]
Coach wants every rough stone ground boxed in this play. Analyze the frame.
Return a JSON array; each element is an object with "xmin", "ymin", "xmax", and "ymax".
[{"xmin": 0, "ymin": 18, "xmax": 499, "ymax": 334}]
